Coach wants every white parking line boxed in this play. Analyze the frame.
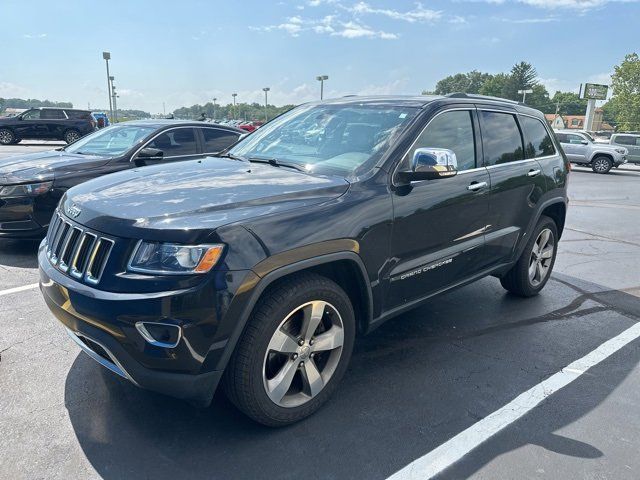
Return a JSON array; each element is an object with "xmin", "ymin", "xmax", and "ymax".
[
  {"xmin": 0, "ymin": 283, "xmax": 39, "ymax": 297},
  {"xmin": 387, "ymin": 321, "xmax": 640, "ymax": 480}
]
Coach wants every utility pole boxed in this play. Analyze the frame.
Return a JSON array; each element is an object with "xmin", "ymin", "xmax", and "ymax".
[
  {"xmin": 163, "ymin": 102, "xmax": 166, "ymax": 116},
  {"xmin": 102, "ymin": 52, "xmax": 114, "ymax": 122},
  {"xmin": 316, "ymin": 75, "xmax": 329, "ymax": 100},
  {"xmin": 262, "ymin": 87, "xmax": 270, "ymax": 123},
  {"xmin": 232, "ymin": 93, "xmax": 237, "ymax": 119},
  {"xmin": 212, "ymin": 97, "xmax": 217, "ymax": 120}
]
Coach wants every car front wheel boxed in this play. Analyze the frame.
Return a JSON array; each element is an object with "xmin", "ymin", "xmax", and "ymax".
[
  {"xmin": 0, "ymin": 129, "xmax": 15, "ymax": 145},
  {"xmin": 500, "ymin": 215, "xmax": 558, "ymax": 297},
  {"xmin": 224, "ymin": 272, "xmax": 355, "ymax": 426},
  {"xmin": 592, "ymin": 156, "xmax": 613, "ymax": 174}
]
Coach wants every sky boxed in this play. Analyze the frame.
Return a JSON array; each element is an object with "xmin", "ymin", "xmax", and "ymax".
[{"xmin": 1, "ymin": 0, "xmax": 638, "ymax": 114}]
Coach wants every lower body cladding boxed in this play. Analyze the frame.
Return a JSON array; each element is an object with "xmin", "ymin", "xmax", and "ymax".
[{"xmin": 38, "ymin": 245, "xmax": 257, "ymax": 406}]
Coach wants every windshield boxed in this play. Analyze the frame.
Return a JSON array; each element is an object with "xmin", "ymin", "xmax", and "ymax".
[
  {"xmin": 65, "ymin": 124, "xmax": 156, "ymax": 156},
  {"xmin": 229, "ymin": 103, "xmax": 419, "ymax": 176}
]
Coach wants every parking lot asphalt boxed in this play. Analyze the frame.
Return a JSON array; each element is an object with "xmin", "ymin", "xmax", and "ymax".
[{"xmin": 1, "ymin": 145, "xmax": 639, "ymax": 480}]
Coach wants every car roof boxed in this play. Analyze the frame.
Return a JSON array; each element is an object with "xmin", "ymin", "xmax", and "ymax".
[
  {"xmin": 119, "ymin": 119, "xmax": 245, "ymax": 132},
  {"xmin": 311, "ymin": 93, "xmax": 542, "ymax": 115}
]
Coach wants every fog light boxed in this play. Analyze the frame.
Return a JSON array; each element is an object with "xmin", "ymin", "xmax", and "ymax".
[{"xmin": 135, "ymin": 322, "xmax": 182, "ymax": 348}]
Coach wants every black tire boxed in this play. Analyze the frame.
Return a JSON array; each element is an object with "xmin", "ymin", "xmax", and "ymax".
[
  {"xmin": 223, "ymin": 272, "xmax": 355, "ymax": 426},
  {"xmin": 591, "ymin": 156, "xmax": 612, "ymax": 174},
  {"xmin": 500, "ymin": 215, "xmax": 558, "ymax": 297},
  {"xmin": 64, "ymin": 129, "xmax": 81, "ymax": 144},
  {"xmin": 0, "ymin": 128, "xmax": 15, "ymax": 145}
]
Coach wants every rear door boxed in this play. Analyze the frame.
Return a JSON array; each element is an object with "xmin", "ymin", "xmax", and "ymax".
[
  {"xmin": 40, "ymin": 109, "xmax": 67, "ymax": 139},
  {"xmin": 477, "ymin": 108, "xmax": 547, "ymax": 267},
  {"xmin": 199, "ymin": 127, "xmax": 242, "ymax": 155},
  {"xmin": 386, "ymin": 107, "xmax": 491, "ymax": 309}
]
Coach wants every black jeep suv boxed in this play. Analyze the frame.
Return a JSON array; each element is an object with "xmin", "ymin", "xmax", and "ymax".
[
  {"xmin": 39, "ymin": 94, "xmax": 569, "ymax": 426},
  {"xmin": 0, "ymin": 107, "xmax": 96, "ymax": 145}
]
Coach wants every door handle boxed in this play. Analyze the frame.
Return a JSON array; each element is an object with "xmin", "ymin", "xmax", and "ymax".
[
  {"xmin": 467, "ymin": 181, "xmax": 488, "ymax": 191},
  {"xmin": 527, "ymin": 169, "xmax": 541, "ymax": 177}
]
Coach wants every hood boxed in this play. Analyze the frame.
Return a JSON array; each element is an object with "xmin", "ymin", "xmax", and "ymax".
[
  {"xmin": 63, "ymin": 157, "xmax": 349, "ymax": 241},
  {"xmin": 597, "ymin": 144, "xmax": 626, "ymax": 153},
  {"xmin": 0, "ymin": 150, "xmax": 110, "ymax": 185}
]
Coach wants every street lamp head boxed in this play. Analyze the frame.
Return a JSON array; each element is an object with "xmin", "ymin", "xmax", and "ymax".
[
  {"xmin": 263, "ymin": 87, "xmax": 270, "ymax": 92},
  {"xmin": 316, "ymin": 75, "xmax": 329, "ymax": 81},
  {"xmin": 109, "ymin": 76, "xmax": 114, "ymax": 81},
  {"xmin": 102, "ymin": 52, "xmax": 111, "ymax": 60}
]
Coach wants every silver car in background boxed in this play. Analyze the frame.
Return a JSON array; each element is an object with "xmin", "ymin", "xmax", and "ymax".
[
  {"xmin": 609, "ymin": 133, "xmax": 640, "ymax": 164},
  {"xmin": 554, "ymin": 129, "xmax": 628, "ymax": 174}
]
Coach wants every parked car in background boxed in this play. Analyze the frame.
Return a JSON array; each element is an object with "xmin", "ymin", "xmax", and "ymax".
[
  {"xmin": 609, "ymin": 133, "xmax": 640, "ymax": 164},
  {"xmin": 39, "ymin": 94, "xmax": 569, "ymax": 426},
  {"xmin": 0, "ymin": 120, "xmax": 243, "ymax": 238},
  {"xmin": 0, "ymin": 107, "xmax": 96, "ymax": 145},
  {"xmin": 238, "ymin": 121, "xmax": 257, "ymax": 132},
  {"xmin": 554, "ymin": 129, "xmax": 627, "ymax": 173},
  {"xmin": 92, "ymin": 112, "xmax": 110, "ymax": 129}
]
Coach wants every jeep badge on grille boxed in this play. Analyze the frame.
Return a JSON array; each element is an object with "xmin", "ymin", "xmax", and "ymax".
[{"xmin": 66, "ymin": 204, "xmax": 81, "ymax": 218}]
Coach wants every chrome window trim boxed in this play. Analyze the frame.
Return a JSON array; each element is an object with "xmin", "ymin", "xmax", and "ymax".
[
  {"xmin": 391, "ymin": 107, "xmax": 477, "ymax": 187},
  {"xmin": 485, "ymin": 158, "xmax": 540, "ymax": 170}
]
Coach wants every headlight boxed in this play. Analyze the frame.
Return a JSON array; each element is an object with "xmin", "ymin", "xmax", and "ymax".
[
  {"xmin": 128, "ymin": 241, "xmax": 224, "ymax": 275},
  {"xmin": 0, "ymin": 181, "xmax": 53, "ymax": 198}
]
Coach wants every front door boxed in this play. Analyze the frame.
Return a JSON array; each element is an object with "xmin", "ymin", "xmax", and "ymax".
[
  {"xmin": 386, "ymin": 108, "xmax": 490, "ymax": 310},
  {"xmin": 15, "ymin": 109, "xmax": 45, "ymax": 139}
]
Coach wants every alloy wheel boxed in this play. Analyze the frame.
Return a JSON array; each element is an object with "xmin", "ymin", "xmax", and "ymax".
[
  {"xmin": 593, "ymin": 158, "xmax": 611, "ymax": 173},
  {"xmin": 262, "ymin": 300, "xmax": 344, "ymax": 408},
  {"xmin": 65, "ymin": 131, "xmax": 80, "ymax": 143},
  {"xmin": 0, "ymin": 130, "xmax": 13, "ymax": 145},
  {"xmin": 528, "ymin": 228, "xmax": 554, "ymax": 287}
]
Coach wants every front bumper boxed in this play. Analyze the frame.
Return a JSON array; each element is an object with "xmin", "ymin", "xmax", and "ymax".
[
  {"xmin": 39, "ymin": 244, "xmax": 255, "ymax": 406},
  {"xmin": 0, "ymin": 194, "xmax": 55, "ymax": 238}
]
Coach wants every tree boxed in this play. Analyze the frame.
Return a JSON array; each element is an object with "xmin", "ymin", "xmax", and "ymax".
[
  {"xmin": 479, "ymin": 73, "xmax": 509, "ymax": 97},
  {"xmin": 434, "ymin": 70, "xmax": 492, "ymax": 95},
  {"xmin": 550, "ymin": 91, "xmax": 587, "ymax": 116},
  {"xmin": 502, "ymin": 61, "xmax": 538, "ymax": 101},
  {"xmin": 610, "ymin": 52, "xmax": 640, "ymax": 131}
]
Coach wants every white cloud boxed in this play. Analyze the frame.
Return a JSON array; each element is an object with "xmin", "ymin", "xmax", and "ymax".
[
  {"xmin": 0, "ymin": 82, "xmax": 29, "ymax": 97},
  {"xmin": 350, "ymin": 1, "xmax": 442, "ymax": 22},
  {"xmin": 22, "ymin": 33, "xmax": 47, "ymax": 39},
  {"xmin": 496, "ymin": 15, "xmax": 559, "ymax": 22},
  {"xmin": 331, "ymin": 20, "xmax": 399, "ymax": 38},
  {"xmin": 253, "ymin": 14, "xmax": 398, "ymax": 39},
  {"xmin": 468, "ymin": 0, "xmax": 639, "ymax": 9}
]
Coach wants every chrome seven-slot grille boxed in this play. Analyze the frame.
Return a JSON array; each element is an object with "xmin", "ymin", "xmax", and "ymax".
[{"xmin": 46, "ymin": 211, "xmax": 114, "ymax": 285}]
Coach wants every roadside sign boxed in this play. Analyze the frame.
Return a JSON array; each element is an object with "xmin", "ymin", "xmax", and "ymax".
[{"xmin": 580, "ymin": 83, "xmax": 609, "ymax": 100}]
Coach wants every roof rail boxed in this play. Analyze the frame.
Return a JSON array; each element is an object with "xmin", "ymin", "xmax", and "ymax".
[{"xmin": 445, "ymin": 92, "xmax": 520, "ymax": 105}]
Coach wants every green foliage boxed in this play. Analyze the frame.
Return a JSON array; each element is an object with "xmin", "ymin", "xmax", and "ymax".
[
  {"xmin": 549, "ymin": 91, "xmax": 588, "ymax": 116},
  {"xmin": 609, "ymin": 52, "xmax": 640, "ymax": 130},
  {"xmin": 0, "ymin": 97, "xmax": 73, "ymax": 110},
  {"xmin": 173, "ymin": 102, "xmax": 295, "ymax": 121},
  {"xmin": 434, "ymin": 70, "xmax": 492, "ymax": 95}
]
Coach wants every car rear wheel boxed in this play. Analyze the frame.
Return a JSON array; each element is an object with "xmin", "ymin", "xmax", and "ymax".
[
  {"xmin": 224, "ymin": 272, "xmax": 355, "ymax": 426},
  {"xmin": 591, "ymin": 156, "xmax": 613, "ymax": 174},
  {"xmin": 500, "ymin": 215, "xmax": 558, "ymax": 297},
  {"xmin": 64, "ymin": 129, "xmax": 80, "ymax": 144},
  {"xmin": 0, "ymin": 129, "xmax": 15, "ymax": 145}
]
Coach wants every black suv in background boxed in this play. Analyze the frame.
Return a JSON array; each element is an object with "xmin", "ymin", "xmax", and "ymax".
[
  {"xmin": 39, "ymin": 94, "xmax": 569, "ymax": 426},
  {"xmin": 0, "ymin": 107, "xmax": 96, "ymax": 145}
]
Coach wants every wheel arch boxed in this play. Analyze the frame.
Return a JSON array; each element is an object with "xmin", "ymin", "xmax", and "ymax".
[
  {"xmin": 589, "ymin": 151, "xmax": 614, "ymax": 163},
  {"xmin": 215, "ymin": 251, "xmax": 373, "ymax": 374}
]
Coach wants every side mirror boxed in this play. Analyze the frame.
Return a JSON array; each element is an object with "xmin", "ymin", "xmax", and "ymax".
[
  {"xmin": 398, "ymin": 148, "xmax": 458, "ymax": 183},
  {"xmin": 580, "ymin": 140, "xmax": 589, "ymax": 145},
  {"xmin": 134, "ymin": 147, "xmax": 163, "ymax": 167}
]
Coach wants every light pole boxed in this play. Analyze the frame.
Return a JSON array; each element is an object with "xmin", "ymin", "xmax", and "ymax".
[
  {"xmin": 212, "ymin": 97, "xmax": 217, "ymax": 120},
  {"xmin": 102, "ymin": 52, "xmax": 114, "ymax": 122},
  {"xmin": 518, "ymin": 89, "xmax": 533, "ymax": 104},
  {"xmin": 262, "ymin": 87, "xmax": 270, "ymax": 123},
  {"xmin": 316, "ymin": 75, "xmax": 329, "ymax": 100},
  {"xmin": 110, "ymin": 76, "xmax": 118, "ymax": 122},
  {"xmin": 232, "ymin": 93, "xmax": 237, "ymax": 119}
]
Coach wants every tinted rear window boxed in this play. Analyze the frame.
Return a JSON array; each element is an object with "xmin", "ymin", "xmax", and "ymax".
[
  {"xmin": 613, "ymin": 135, "xmax": 639, "ymax": 146},
  {"xmin": 40, "ymin": 109, "xmax": 66, "ymax": 120},
  {"xmin": 65, "ymin": 110, "xmax": 92, "ymax": 119},
  {"xmin": 479, "ymin": 111, "xmax": 524, "ymax": 166},
  {"xmin": 201, "ymin": 128, "xmax": 240, "ymax": 153},
  {"xmin": 520, "ymin": 116, "xmax": 555, "ymax": 158}
]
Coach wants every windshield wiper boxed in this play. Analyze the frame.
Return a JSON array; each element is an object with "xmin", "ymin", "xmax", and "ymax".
[
  {"xmin": 217, "ymin": 152, "xmax": 249, "ymax": 162},
  {"xmin": 248, "ymin": 157, "xmax": 306, "ymax": 172}
]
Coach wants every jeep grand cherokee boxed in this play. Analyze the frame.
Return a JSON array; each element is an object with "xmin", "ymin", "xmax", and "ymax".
[{"xmin": 39, "ymin": 94, "xmax": 569, "ymax": 426}]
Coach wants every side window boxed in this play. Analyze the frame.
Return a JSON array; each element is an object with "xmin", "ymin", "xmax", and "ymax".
[
  {"xmin": 22, "ymin": 110, "xmax": 41, "ymax": 120},
  {"xmin": 148, "ymin": 128, "xmax": 198, "ymax": 157},
  {"xmin": 41, "ymin": 109, "xmax": 66, "ymax": 120},
  {"xmin": 402, "ymin": 110, "xmax": 476, "ymax": 172},
  {"xmin": 201, "ymin": 128, "xmax": 240, "ymax": 153},
  {"xmin": 567, "ymin": 134, "xmax": 584, "ymax": 144},
  {"xmin": 555, "ymin": 133, "xmax": 567, "ymax": 143},
  {"xmin": 614, "ymin": 135, "xmax": 636, "ymax": 146},
  {"xmin": 479, "ymin": 111, "xmax": 524, "ymax": 166},
  {"xmin": 520, "ymin": 116, "xmax": 556, "ymax": 158}
]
